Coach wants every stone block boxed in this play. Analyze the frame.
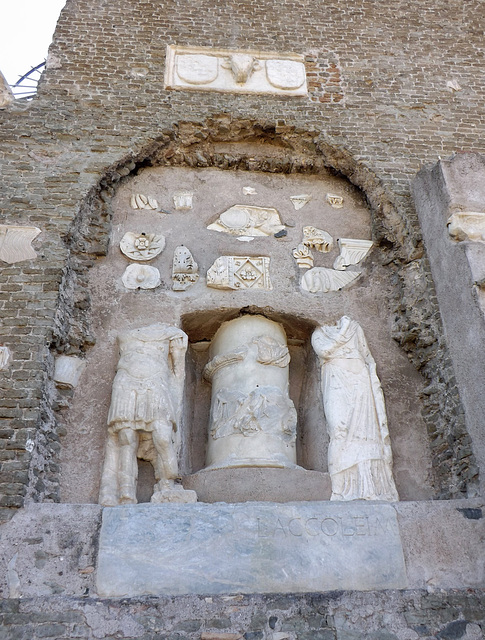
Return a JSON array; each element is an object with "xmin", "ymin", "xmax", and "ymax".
[{"xmin": 96, "ymin": 502, "xmax": 407, "ymax": 596}]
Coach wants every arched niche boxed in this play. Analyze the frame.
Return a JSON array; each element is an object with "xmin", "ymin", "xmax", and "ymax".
[{"xmin": 50, "ymin": 119, "xmax": 457, "ymax": 505}]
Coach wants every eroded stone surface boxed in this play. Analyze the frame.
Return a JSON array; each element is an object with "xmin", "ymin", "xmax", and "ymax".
[
  {"xmin": 121, "ymin": 264, "xmax": 161, "ymax": 289},
  {"xmin": 207, "ymin": 205, "xmax": 284, "ymax": 237},
  {"xmin": 54, "ymin": 355, "xmax": 86, "ymax": 389},
  {"xmin": 301, "ymin": 267, "xmax": 360, "ymax": 293},
  {"xmin": 96, "ymin": 501, "xmax": 407, "ymax": 596},
  {"xmin": 333, "ymin": 238, "xmax": 373, "ymax": 270},
  {"xmin": 119, "ymin": 232, "xmax": 165, "ymax": 261}
]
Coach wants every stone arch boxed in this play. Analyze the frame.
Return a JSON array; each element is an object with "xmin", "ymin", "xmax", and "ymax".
[{"xmin": 40, "ymin": 116, "xmax": 475, "ymax": 505}]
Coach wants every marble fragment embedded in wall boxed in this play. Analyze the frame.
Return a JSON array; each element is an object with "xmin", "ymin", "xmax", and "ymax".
[
  {"xmin": 326, "ymin": 194, "xmax": 344, "ymax": 208},
  {"xmin": 206, "ymin": 256, "xmax": 272, "ymax": 290},
  {"xmin": 302, "ymin": 226, "xmax": 333, "ymax": 253},
  {"xmin": 173, "ymin": 191, "xmax": 193, "ymax": 211},
  {"xmin": 122, "ymin": 264, "xmax": 161, "ymax": 289},
  {"xmin": 333, "ymin": 238, "xmax": 373, "ymax": 270},
  {"xmin": 447, "ymin": 211, "xmax": 485, "ymax": 242},
  {"xmin": 290, "ymin": 194, "xmax": 312, "ymax": 210},
  {"xmin": 119, "ymin": 232, "xmax": 165, "ymax": 261},
  {"xmin": 0, "ymin": 346, "xmax": 10, "ymax": 370},
  {"xmin": 54, "ymin": 355, "xmax": 86, "ymax": 389},
  {"xmin": 292, "ymin": 243, "xmax": 314, "ymax": 269},
  {"xmin": 130, "ymin": 194, "xmax": 158, "ymax": 210},
  {"xmin": 0, "ymin": 225, "xmax": 41, "ymax": 264},
  {"xmin": 301, "ymin": 267, "xmax": 360, "ymax": 293},
  {"xmin": 0, "ymin": 70, "xmax": 13, "ymax": 108},
  {"xmin": 172, "ymin": 246, "xmax": 199, "ymax": 291},
  {"xmin": 312, "ymin": 317, "xmax": 399, "ymax": 502},
  {"xmin": 203, "ymin": 315, "xmax": 298, "ymax": 470},
  {"xmin": 165, "ymin": 45, "xmax": 307, "ymax": 96},
  {"xmin": 207, "ymin": 205, "xmax": 285, "ymax": 237}
]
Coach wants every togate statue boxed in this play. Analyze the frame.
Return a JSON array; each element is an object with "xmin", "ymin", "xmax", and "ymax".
[
  {"xmin": 312, "ymin": 316, "xmax": 399, "ymax": 502},
  {"xmin": 203, "ymin": 315, "xmax": 298, "ymax": 470},
  {"xmin": 99, "ymin": 323, "xmax": 196, "ymax": 505}
]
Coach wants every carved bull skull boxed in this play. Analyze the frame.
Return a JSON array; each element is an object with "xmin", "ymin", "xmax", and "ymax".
[{"xmin": 222, "ymin": 54, "xmax": 261, "ymax": 84}]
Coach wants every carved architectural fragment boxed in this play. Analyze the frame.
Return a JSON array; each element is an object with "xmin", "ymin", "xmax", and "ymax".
[
  {"xmin": 203, "ymin": 315, "xmax": 298, "ymax": 470},
  {"xmin": 54, "ymin": 355, "xmax": 86, "ymax": 389},
  {"xmin": 0, "ymin": 225, "xmax": 41, "ymax": 264},
  {"xmin": 447, "ymin": 211, "xmax": 485, "ymax": 242},
  {"xmin": 290, "ymin": 194, "xmax": 312, "ymax": 210},
  {"xmin": 333, "ymin": 238, "xmax": 373, "ymax": 270},
  {"xmin": 302, "ymin": 226, "xmax": 333, "ymax": 252},
  {"xmin": 130, "ymin": 194, "xmax": 158, "ymax": 210},
  {"xmin": 0, "ymin": 346, "xmax": 10, "ymax": 370},
  {"xmin": 172, "ymin": 191, "xmax": 193, "ymax": 210},
  {"xmin": 172, "ymin": 246, "xmax": 199, "ymax": 290},
  {"xmin": 301, "ymin": 267, "xmax": 360, "ymax": 293},
  {"xmin": 206, "ymin": 256, "xmax": 272, "ymax": 290},
  {"xmin": 292, "ymin": 243, "xmax": 314, "ymax": 269},
  {"xmin": 121, "ymin": 264, "xmax": 161, "ymax": 289},
  {"xmin": 119, "ymin": 232, "xmax": 165, "ymax": 261},
  {"xmin": 165, "ymin": 45, "xmax": 307, "ymax": 96},
  {"xmin": 326, "ymin": 194, "xmax": 344, "ymax": 208},
  {"xmin": 242, "ymin": 186, "xmax": 257, "ymax": 195},
  {"xmin": 0, "ymin": 70, "xmax": 13, "ymax": 108},
  {"xmin": 99, "ymin": 323, "xmax": 196, "ymax": 506},
  {"xmin": 207, "ymin": 205, "xmax": 285, "ymax": 237},
  {"xmin": 312, "ymin": 317, "xmax": 399, "ymax": 502}
]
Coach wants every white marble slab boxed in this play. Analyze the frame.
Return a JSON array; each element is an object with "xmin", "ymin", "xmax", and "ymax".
[
  {"xmin": 96, "ymin": 501, "xmax": 407, "ymax": 596},
  {"xmin": 164, "ymin": 45, "xmax": 307, "ymax": 96}
]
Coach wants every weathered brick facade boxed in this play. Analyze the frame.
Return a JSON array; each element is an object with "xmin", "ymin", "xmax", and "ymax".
[{"xmin": 0, "ymin": 0, "xmax": 484, "ymax": 636}]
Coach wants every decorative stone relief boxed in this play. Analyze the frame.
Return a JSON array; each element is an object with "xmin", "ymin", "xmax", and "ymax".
[
  {"xmin": 290, "ymin": 194, "xmax": 312, "ymax": 210},
  {"xmin": 172, "ymin": 191, "xmax": 193, "ymax": 211},
  {"xmin": 301, "ymin": 267, "xmax": 361, "ymax": 293},
  {"xmin": 122, "ymin": 264, "xmax": 161, "ymax": 290},
  {"xmin": 164, "ymin": 45, "xmax": 307, "ymax": 96},
  {"xmin": 302, "ymin": 226, "xmax": 334, "ymax": 252},
  {"xmin": 326, "ymin": 194, "xmax": 344, "ymax": 208},
  {"xmin": 119, "ymin": 232, "xmax": 165, "ymax": 261},
  {"xmin": 447, "ymin": 211, "xmax": 485, "ymax": 242},
  {"xmin": 242, "ymin": 186, "xmax": 257, "ymax": 195},
  {"xmin": 172, "ymin": 246, "xmax": 199, "ymax": 290},
  {"xmin": 54, "ymin": 355, "xmax": 86, "ymax": 389},
  {"xmin": 0, "ymin": 70, "xmax": 13, "ymax": 108},
  {"xmin": 292, "ymin": 243, "xmax": 314, "ymax": 269},
  {"xmin": 203, "ymin": 315, "xmax": 298, "ymax": 470},
  {"xmin": 312, "ymin": 317, "xmax": 399, "ymax": 502},
  {"xmin": 333, "ymin": 238, "xmax": 373, "ymax": 270},
  {"xmin": 207, "ymin": 205, "xmax": 285, "ymax": 237},
  {"xmin": 0, "ymin": 225, "xmax": 41, "ymax": 264},
  {"xmin": 99, "ymin": 323, "xmax": 196, "ymax": 506},
  {"xmin": 130, "ymin": 194, "xmax": 159, "ymax": 210},
  {"xmin": 206, "ymin": 256, "xmax": 272, "ymax": 290},
  {"xmin": 0, "ymin": 346, "xmax": 10, "ymax": 370}
]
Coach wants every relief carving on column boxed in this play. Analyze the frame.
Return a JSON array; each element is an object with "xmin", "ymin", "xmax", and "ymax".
[
  {"xmin": 99, "ymin": 323, "xmax": 196, "ymax": 506},
  {"xmin": 203, "ymin": 315, "xmax": 298, "ymax": 470},
  {"xmin": 312, "ymin": 316, "xmax": 399, "ymax": 502}
]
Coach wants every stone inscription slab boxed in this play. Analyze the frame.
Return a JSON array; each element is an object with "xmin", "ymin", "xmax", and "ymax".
[{"xmin": 96, "ymin": 502, "xmax": 407, "ymax": 596}]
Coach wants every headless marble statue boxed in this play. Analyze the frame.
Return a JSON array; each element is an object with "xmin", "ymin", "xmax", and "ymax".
[
  {"xmin": 312, "ymin": 316, "xmax": 399, "ymax": 501},
  {"xmin": 99, "ymin": 323, "xmax": 196, "ymax": 505}
]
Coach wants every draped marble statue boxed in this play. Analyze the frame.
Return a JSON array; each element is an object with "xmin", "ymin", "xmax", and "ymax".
[
  {"xmin": 312, "ymin": 316, "xmax": 399, "ymax": 501},
  {"xmin": 99, "ymin": 323, "xmax": 196, "ymax": 505},
  {"xmin": 203, "ymin": 315, "xmax": 298, "ymax": 470}
]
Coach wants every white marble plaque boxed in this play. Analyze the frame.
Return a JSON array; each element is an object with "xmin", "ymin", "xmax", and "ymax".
[
  {"xmin": 165, "ymin": 45, "xmax": 307, "ymax": 96},
  {"xmin": 96, "ymin": 502, "xmax": 407, "ymax": 596}
]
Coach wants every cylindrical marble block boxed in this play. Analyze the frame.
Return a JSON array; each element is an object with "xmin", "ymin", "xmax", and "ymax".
[{"xmin": 203, "ymin": 315, "xmax": 298, "ymax": 470}]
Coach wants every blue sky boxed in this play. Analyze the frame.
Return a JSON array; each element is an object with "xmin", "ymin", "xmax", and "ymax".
[{"xmin": 0, "ymin": 1, "xmax": 66, "ymax": 85}]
